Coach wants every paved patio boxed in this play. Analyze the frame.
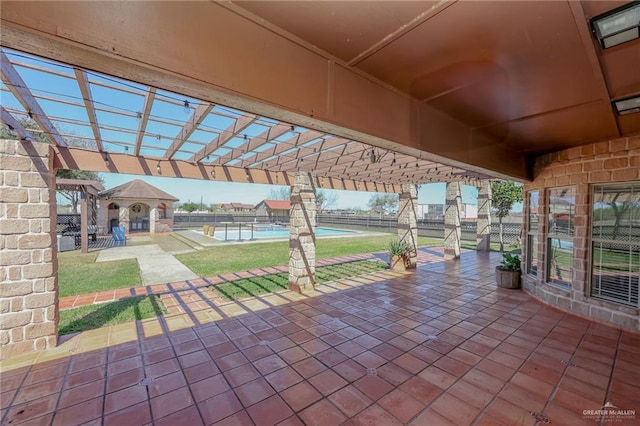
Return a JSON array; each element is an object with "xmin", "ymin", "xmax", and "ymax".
[{"xmin": 1, "ymin": 250, "xmax": 639, "ymax": 425}]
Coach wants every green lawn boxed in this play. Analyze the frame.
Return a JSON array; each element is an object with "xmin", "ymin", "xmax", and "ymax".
[
  {"xmin": 59, "ymin": 295, "xmax": 166, "ymax": 335},
  {"xmin": 178, "ymin": 235, "xmax": 442, "ymax": 277},
  {"xmin": 58, "ymin": 252, "xmax": 141, "ymax": 297},
  {"xmin": 211, "ymin": 259, "xmax": 389, "ymax": 301}
]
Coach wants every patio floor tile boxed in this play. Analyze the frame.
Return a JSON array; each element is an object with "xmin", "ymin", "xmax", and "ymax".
[{"xmin": 2, "ymin": 248, "xmax": 639, "ymax": 425}]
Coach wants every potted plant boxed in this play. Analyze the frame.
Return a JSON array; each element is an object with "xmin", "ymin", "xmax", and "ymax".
[
  {"xmin": 388, "ymin": 240, "xmax": 412, "ymax": 271},
  {"xmin": 496, "ymin": 253, "xmax": 521, "ymax": 289}
]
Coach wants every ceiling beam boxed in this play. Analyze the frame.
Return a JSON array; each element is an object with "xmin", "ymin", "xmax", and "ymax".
[
  {"xmin": 165, "ymin": 102, "xmax": 214, "ymax": 159},
  {"xmin": 211, "ymin": 122, "xmax": 291, "ymax": 166},
  {"xmin": 0, "ymin": 105, "xmax": 35, "ymax": 141},
  {"xmin": 73, "ymin": 68, "xmax": 103, "ymax": 152},
  {"xmin": 134, "ymin": 87, "xmax": 156, "ymax": 156},
  {"xmin": 0, "ymin": 50, "xmax": 66, "ymax": 147},
  {"xmin": 191, "ymin": 114, "xmax": 257, "ymax": 162}
]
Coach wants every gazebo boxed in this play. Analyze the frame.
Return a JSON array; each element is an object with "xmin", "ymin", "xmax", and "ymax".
[{"xmin": 97, "ymin": 179, "xmax": 178, "ymax": 234}]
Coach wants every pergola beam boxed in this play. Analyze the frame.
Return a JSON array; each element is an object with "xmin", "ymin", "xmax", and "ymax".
[
  {"xmin": 134, "ymin": 87, "xmax": 156, "ymax": 156},
  {"xmin": 165, "ymin": 102, "xmax": 214, "ymax": 159},
  {"xmin": 238, "ymin": 129, "xmax": 326, "ymax": 169},
  {"xmin": 211, "ymin": 122, "xmax": 291, "ymax": 166},
  {"xmin": 0, "ymin": 105, "xmax": 35, "ymax": 141},
  {"xmin": 191, "ymin": 114, "xmax": 257, "ymax": 162},
  {"xmin": 0, "ymin": 51, "xmax": 66, "ymax": 147},
  {"xmin": 73, "ymin": 68, "xmax": 103, "ymax": 152}
]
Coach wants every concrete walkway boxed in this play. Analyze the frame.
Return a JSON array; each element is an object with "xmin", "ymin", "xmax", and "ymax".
[{"xmin": 96, "ymin": 244, "xmax": 197, "ymax": 286}]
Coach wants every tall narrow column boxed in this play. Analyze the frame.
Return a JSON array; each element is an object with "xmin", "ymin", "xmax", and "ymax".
[
  {"xmin": 398, "ymin": 183, "xmax": 418, "ymax": 269},
  {"xmin": 444, "ymin": 181, "xmax": 462, "ymax": 259},
  {"xmin": 80, "ymin": 189, "xmax": 88, "ymax": 253},
  {"xmin": 0, "ymin": 139, "xmax": 58, "ymax": 358},
  {"xmin": 289, "ymin": 172, "xmax": 316, "ymax": 293},
  {"xmin": 476, "ymin": 181, "xmax": 492, "ymax": 252}
]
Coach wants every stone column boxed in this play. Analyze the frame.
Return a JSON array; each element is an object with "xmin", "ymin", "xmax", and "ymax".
[
  {"xmin": 0, "ymin": 139, "xmax": 58, "ymax": 358},
  {"xmin": 150, "ymin": 206, "xmax": 157, "ymax": 234},
  {"xmin": 398, "ymin": 183, "xmax": 418, "ymax": 269},
  {"xmin": 444, "ymin": 181, "xmax": 462, "ymax": 259},
  {"xmin": 289, "ymin": 172, "xmax": 316, "ymax": 293},
  {"xmin": 119, "ymin": 204, "xmax": 130, "ymax": 234},
  {"xmin": 476, "ymin": 181, "xmax": 492, "ymax": 252}
]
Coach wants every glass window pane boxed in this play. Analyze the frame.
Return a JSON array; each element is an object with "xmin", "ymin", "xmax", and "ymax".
[
  {"xmin": 548, "ymin": 238, "xmax": 573, "ymax": 288},
  {"xmin": 548, "ymin": 187, "xmax": 575, "ymax": 236},
  {"xmin": 527, "ymin": 234, "xmax": 538, "ymax": 276},
  {"xmin": 591, "ymin": 241, "xmax": 639, "ymax": 306},
  {"xmin": 528, "ymin": 191, "xmax": 539, "ymax": 232}
]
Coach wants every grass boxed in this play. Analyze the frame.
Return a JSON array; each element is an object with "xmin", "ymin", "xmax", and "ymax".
[
  {"xmin": 58, "ymin": 252, "xmax": 141, "ymax": 297},
  {"xmin": 178, "ymin": 235, "xmax": 442, "ymax": 277},
  {"xmin": 211, "ymin": 259, "xmax": 389, "ymax": 301},
  {"xmin": 58, "ymin": 295, "xmax": 166, "ymax": 335}
]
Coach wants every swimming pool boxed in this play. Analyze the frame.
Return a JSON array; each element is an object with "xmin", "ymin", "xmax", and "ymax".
[{"xmin": 198, "ymin": 225, "xmax": 355, "ymax": 241}]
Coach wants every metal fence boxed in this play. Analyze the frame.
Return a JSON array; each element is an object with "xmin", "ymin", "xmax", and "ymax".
[{"xmin": 173, "ymin": 212, "xmax": 522, "ymax": 245}]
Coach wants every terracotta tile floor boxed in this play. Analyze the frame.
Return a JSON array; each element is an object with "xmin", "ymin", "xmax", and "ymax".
[{"xmin": 2, "ymin": 249, "xmax": 640, "ymax": 425}]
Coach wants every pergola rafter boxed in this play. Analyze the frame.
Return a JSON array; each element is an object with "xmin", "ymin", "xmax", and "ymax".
[
  {"xmin": 210, "ymin": 122, "xmax": 291, "ymax": 166},
  {"xmin": 73, "ymin": 68, "xmax": 103, "ymax": 152},
  {"xmin": 239, "ymin": 129, "xmax": 326, "ymax": 169},
  {"xmin": 165, "ymin": 102, "xmax": 213, "ymax": 159},
  {"xmin": 134, "ymin": 87, "xmax": 156, "ymax": 156},
  {"xmin": 191, "ymin": 113, "xmax": 257, "ymax": 163},
  {"xmin": 0, "ymin": 51, "xmax": 66, "ymax": 147}
]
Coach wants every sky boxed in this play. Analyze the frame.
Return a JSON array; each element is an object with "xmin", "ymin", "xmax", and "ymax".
[{"xmin": 98, "ymin": 173, "xmax": 482, "ymax": 209}]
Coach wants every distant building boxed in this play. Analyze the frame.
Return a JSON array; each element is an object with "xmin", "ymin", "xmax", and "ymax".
[
  {"xmin": 98, "ymin": 179, "xmax": 178, "ymax": 234},
  {"xmin": 255, "ymin": 200, "xmax": 291, "ymax": 223},
  {"xmin": 220, "ymin": 203, "xmax": 254, "ymax": 212}
]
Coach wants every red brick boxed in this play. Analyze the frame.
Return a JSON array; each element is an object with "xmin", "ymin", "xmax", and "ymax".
[
  {"xmin": 612, "ymin": 168, "xmax": 638, "ymax": 181},
  {"xmin": 604, "ymin": 157, "xmax": 628, "ymax": 169},
  {"xmin": 583, "ymin": 160, "xmax": 602, "ymax": 172},
  {"xmin": 589, "ymin": 170, "xmax": 611, "ymax": 182}
]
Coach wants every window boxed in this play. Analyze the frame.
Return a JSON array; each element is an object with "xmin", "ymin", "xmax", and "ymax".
[
  {"xmin": 547, "ymin": 187, "xmax": 575, "ymax": 288},
  {"xmin": 591, "ymin": 183, "xmax": 640, "ymax": 307},
  {"xmin": 526, "ymin": 191, "xmax": 539, "ymax": 276}
]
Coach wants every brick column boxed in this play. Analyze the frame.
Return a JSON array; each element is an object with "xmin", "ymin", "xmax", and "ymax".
[
  {"xmin": 289, "ymin": 172, "xmax": 316, "ymax": 293},
  {"xmin": 398, "ymin": 183, "xmax": 418, "ymax": 269},
  {"xmin": 119, "ymin": 205, "xmax": 130, "ymax": 234},
  {"xmin": 0, "ymin": 139, "xmax": 58, "ymax": 358},
  {"xmin": 150, "ymin": 206, "xmax": 157, "ymax": 234},
  {"xmin": 444, "ymin": 181, "xmax": 462, "ymax": 259},
  {"xmin": 476, "ymin": 181, "xmax": 492, "ymax": 252}
]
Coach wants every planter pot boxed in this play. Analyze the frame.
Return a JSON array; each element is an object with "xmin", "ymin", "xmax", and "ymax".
[
  {"xmin": 496, "ymin": 267, "xmax": 521, "ymax": 289},
  {"xmin": 390, "ymin": 255, "xmax": 407, "ymax": 272}
]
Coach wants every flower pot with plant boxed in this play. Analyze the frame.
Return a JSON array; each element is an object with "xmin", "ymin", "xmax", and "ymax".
[
  {"xmin": 388, "ymin": 240, "xmax": 412, "ymax": 271},
  {"xmin": 496, "ymin": 253, "xmax": 521, "ymax": 289}
]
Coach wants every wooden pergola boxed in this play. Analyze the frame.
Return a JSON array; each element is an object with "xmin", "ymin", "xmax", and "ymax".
[
  {"xmin": 55, "ymin": 178, "xmax": 103, "ymax": 253},
  {"xmin": 0, "ymin": 48, "xmax": 494, "ymax": 191}
]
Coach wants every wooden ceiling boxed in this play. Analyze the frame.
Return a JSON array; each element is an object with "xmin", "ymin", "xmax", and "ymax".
[{"xmin": 1, "ymin": 1, "xmax": 638, "ymax": 185}]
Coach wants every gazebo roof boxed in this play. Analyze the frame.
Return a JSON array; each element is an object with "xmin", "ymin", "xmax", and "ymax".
[{"xmin": 98, "ymin": 179, "xmax": 178, "ymax": 202}]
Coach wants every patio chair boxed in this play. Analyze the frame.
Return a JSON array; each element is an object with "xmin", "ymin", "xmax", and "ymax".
[{"xmin": 112, "ymin": 226, "xmax": 127, "ymax": 246}]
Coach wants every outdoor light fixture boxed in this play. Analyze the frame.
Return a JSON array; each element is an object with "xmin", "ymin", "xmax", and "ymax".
[
  {"xmin": 156, "ymin": 134, "xmax": 161, "ymax": 143},
  {"xmin": 103, "ymin": 153, "xmax": 110, "ymax": 167},
  {"xmin": 613, "ymin": 95, "xmax": 640, "ymax": 115},
  {"xmin": 391, "ymin": 153, "xmax": 396, "ymax": 166},
  {"xmin": 183, "ymin": 100, "xmax": 190, "ymax": 114},
  {"xmin": 210, "ymin": 166, "xmax": 215, "ymax": 178},
  {"xmin": 245, "ymin": 168, "xmax": 250, "ymax": 179},
  {"xmin": 156, "ymin": 161, "xmax": 162, "ymax": 175},
  {"xmin": 369, "ymin": 149, "xmax": 377, "ymax": 164},
  {"xmin": 591, "ymin": 2, "xmax": 640, "ymax": 49}
]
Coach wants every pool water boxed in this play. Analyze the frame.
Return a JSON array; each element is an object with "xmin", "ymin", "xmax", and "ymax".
[{"xmin": 200, "ymin": 226, "xmax": 354, "ymax": 241}]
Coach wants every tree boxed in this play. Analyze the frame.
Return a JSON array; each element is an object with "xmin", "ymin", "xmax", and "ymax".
[
  {"xmin": 367, "ymin": 193, "xmax": 399, "ymax": 216},
  {"xmin": 316, "ymin": 190, "xmax": 337, "ymax": 212},
  {"xmin": 180, "ymin": 202, "xmax": 200, "ymax": 213},
  {"xmin": 491, "ymin": 181, "xmax": 523, "ymax": 252},
  {"xmin": 268, "ymin": 187, "xmax": 290, "ymax": 200}
]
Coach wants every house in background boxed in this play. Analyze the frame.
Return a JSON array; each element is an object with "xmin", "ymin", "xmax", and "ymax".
[
  {"xmin": 220, "ymin": 203, "xmax": 254, "ymax": 212},
  {"xmin": 255, "ymin": 199, "xmax": 291, "ymax": 223},
  {"xmin": 98, "ymin": 179, "xmax": 179, "ymax": 234}
]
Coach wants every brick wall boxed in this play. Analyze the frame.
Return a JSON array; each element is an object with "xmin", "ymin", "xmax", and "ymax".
[
  {"xmin": 289, "ymin": 172, "xmax": 316, "ymax": 293},
  {"xmin": 0, "ymin": 139, "xmax": 58, "ymax": 358},
  {"xmin": 398, "ymin": 184, "xmax": 418, "ymax": 268},
  {"xmin": 523, "ymin": 135, "xmax": 639, "ymax": 331}
]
